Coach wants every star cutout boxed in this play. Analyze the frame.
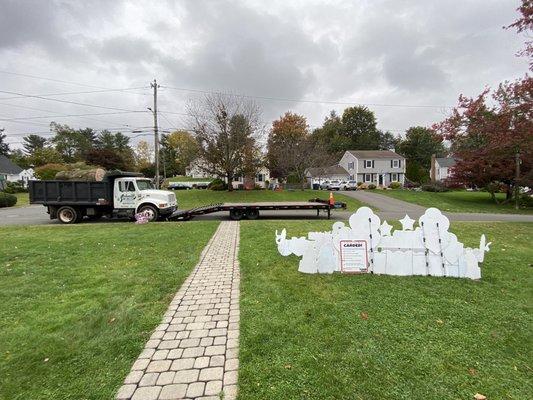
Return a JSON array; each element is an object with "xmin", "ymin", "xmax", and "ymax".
[
  {"xmin": 399, "ymin": 214, "xmax": 415, "ymax": 230},
  {"xmin": 380, "ymin": 220, "xmax": 393, "ymax": 236}
]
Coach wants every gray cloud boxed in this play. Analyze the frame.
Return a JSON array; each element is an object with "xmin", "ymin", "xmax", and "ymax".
[{"xmin": 0, "ymin": 0, "xmax": 529, "ymax": 146}]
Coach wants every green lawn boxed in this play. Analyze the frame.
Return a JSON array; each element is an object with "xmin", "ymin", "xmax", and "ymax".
[
  {"xmin": 379, "ymin": 190, "xmax": 532, "ymax": 214},
  {"xmin": 14, "ymin": 192, "xmax": 29, "ymax": 207},
  {"xmin": 238, "ymin": 220, "xmax": 533, "ymax": 399},
  {"xmin": 0, "ymin": 222, "xmax": 218, "ymax": 400},
  {"xmin": 167, "ymin": 176, "xmax": 213, "ymax": 182},
  {"xmin": 173, "ymin": 189, "xmax": 365, "ymax": 211}
]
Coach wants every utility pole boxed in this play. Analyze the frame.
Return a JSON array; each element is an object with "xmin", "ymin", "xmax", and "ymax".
[
  {"xmin": 151, "ymin": 79, "xmax": 160, "ymax": 189},
  {"xmin": 515, "ymin": 150, "xmax": 521, "ymax": 210}
]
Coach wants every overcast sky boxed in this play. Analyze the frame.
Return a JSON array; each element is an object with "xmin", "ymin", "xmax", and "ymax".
[{"xmin": 0, "ymin": 0, "xmax": 529, "ymax": 149}]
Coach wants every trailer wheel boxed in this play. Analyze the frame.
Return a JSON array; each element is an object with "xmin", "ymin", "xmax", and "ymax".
[
  {"xmin": 138, "ymin": 204, "xmax": 159, "ymax": 222},
  {"xmin": 229, "ymin": 209, "xmax": 244, "ymax": 220},
  {"xmin": 57, "ymin": 206, "xmax": 79, "ymax": 224},
  {"xmin": 246, "ymin": 209, "xmax": 260, "ymax": 220}
]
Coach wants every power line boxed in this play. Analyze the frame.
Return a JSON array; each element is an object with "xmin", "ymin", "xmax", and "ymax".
[
  {"xmin": 0, "ymin": 89, "xmax": 148, "ymax": 113},
  {"xmin": 0, "ymin": 110, "xmax": 146, "ymax": 122},
  {"xmin": 161, "ymin": 85, "xmax": 452, "ymax": 109},
  {"xmin": 0, "ymin": 87, "xmax": 150, "ymax": 101}
]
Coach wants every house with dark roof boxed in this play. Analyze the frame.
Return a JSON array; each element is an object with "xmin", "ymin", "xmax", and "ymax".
[
  {"xmin": 339, "ymin": 150, "xmax": 406, "ymax": 186},
  {"xmin": 0, "ymin": 155, "xmax": 34, "ymax": 189},
  {"xmin": 430, "ymin": 156, "xmax": 457, "ymax": 182}
]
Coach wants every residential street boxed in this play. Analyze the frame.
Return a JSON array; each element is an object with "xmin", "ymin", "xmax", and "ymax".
[{"xmin": 2, "ymin": 198, "xmax": 532, "ymax": 227}]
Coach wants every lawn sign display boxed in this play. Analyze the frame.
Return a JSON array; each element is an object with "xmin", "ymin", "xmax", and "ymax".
[{"xmin": 274, "ymin": 207, "xmax": 490, "ymax": 280}]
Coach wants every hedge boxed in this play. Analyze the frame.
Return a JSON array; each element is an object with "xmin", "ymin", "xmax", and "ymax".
[{"xmin": 0, "ymin": 192, "xmax": 17, "ymax": 207}]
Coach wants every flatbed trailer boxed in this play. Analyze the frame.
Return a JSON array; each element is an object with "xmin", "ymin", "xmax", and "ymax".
[{"xmin": 168, "ymin": 199, "xmax": 346, "ymax": 221}]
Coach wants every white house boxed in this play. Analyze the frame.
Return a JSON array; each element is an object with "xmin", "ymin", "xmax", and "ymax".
[
  {"xmin": 339, "ymin": 150, "xmax": 406, "ymax": 186},
  {"xmin": 0, "ymin": 155, "xmax": 35, "ymax": 188},
  {"xmin": 430, "ymin": 156, "xmax": 456, "ymax": 182},
  {"xmin": 185, "ymin": 159, "xmax": 212, "ymax": 179}
]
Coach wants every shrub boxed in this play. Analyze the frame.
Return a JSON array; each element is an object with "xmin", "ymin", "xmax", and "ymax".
[
  {"xmin": 368, "ymin": 183, "xmax": 377, "ymax": 190},
  {"xmin": 0, "ymin": 192, "xmax": 17, "ymax": 207},
  {"xmin": 208, "ymin": 178, "xmax": 227, "ymax": 191},
  {"xmin": 34, "ymin": 163, "xmax": 68, "ymax": 180},
  {"xmin": 2, "ymin": 181, "xmax": 27, "ymax": 194},
  {"xmin": 421, "ymin": 182, "xmax": 450, "ymax": 192},
  {"xmin": 389, "ymin": 181, "xmax": 401, "ymax": 189},
  {"xmin": 357, "ymin": 182, "xmax": 363, "ymax": 186}
]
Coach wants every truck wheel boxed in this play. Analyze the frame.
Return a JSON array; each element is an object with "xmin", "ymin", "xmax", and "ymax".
[
  {"xmin": 246, "ymin": 209, "xmax": 260, "ymax": 220},
  {"xmin": 57, "ymin": 206, "xmax": 79, "ymax": 224},
  {"xmin": 229, "ymin": 209, "xmax": 244, "ymax": 220},
  {"xmin": 138, "ymin": 204, "xmax": 159, "ymax": 222}
]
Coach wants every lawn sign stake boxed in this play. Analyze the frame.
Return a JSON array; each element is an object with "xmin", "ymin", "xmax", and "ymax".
[{"xmin": 274, "ymin": 207, "xmax": 490, "ymax": 280}]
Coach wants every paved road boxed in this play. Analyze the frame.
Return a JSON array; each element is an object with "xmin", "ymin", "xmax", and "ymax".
[{"xmin": 1, "ymin": 199, "xmax": 532, "ymax": 226}]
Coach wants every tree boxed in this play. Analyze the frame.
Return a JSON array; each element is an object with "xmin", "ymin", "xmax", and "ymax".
[
  {"xmin": 9, "ymin": 149, "xmax": 31, "ymax": 169},
  {"xmin": 506, "ymin": 0, "xmax": 533, "ymax": 70},
  {"xmin": 161, "ymin": 130, "xmax": 199, "ymax": 176},
  {"xmin": 0, "ymin": 129, "xmax": 10, "ymax": 156},
  {"xmin": 188, "ymin": 94, "xmax": 263, "ymax": 191},
  {"xmin": 134, "ymin": 140, "xmax": 153, "ymax": 171},
  {"xmin": 50, "ymin": 122, "xmax": 96, "ymax": 162},
  {"xmin": 378, "ymin": 130, "xmax": 400, "ymax": 151},
  {"xmin": 434, "ymin": 76, "xmax": 533, "ymax": 203},
  {"xmin": 340, "ymin": 106, "xmax": 381, "ymax": 150},
  {"xmin": 267, "ymin": 112, "xmax": 309, "ymax": 179},
  {"xmin": 396, "ymin": 126, "xmax": 447, "ymax": 183},
  {"xmin": 29, "ymin": 147, "xmax": 64, "ymax": 167},
  {"xmin": 85, "ymin": 148, "xmax": 128, "ymax": 170},
  {"xmin": 22, "ymin": 134, "xmax": 47, "ymax": 156}
]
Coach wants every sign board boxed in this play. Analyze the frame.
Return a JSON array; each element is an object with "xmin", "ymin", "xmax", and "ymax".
[{"xmin": 339, "ymin": 240, "xmax": 368, "ymax": 273}]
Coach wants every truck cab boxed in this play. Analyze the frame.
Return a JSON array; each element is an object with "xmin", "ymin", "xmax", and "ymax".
[{"xmin": 114, "ymin": 177, "xmax": 177, "ymax": 221}]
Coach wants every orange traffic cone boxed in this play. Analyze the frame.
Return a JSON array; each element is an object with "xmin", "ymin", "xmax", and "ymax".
[{"xmin": 329, "ymin": 191, "xmax": 335, "ymax": 206}]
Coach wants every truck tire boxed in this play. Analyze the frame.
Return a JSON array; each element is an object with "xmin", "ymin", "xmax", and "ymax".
[
  {"xmin": 57, "ymin": 206, "xmax": 80, "ymax": 224},
  {"xmin": 246, "ymin": 209, "xmax": 260, "ymax": 220},
  {"xmin": 229, "ymin": 209, "xmax": 244, "ymax": 220},
  {"xmin": 138, "ymin": 204, "xmax": 159, "ymax": 222}
]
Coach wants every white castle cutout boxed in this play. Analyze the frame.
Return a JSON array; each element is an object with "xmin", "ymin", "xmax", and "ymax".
[{"xmin": 275, "ymin": 207, "xmax": 490, "ymax": 280}]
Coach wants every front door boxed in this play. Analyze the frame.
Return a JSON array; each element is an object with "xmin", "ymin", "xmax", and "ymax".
[{"xmin": 379, "ymin": 174, "xmax": 384, "ymax": 186}]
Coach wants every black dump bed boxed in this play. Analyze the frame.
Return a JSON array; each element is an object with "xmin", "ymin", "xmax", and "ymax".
[
  {"xmin": 29, "ymin": 180, "xmax": 111, "ymax": 205},
  {"xmin": 29, "ymin": 171, "xmax": 143, "ymax": 206}
]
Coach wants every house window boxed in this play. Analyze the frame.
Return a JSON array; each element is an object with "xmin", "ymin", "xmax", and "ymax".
[
  {"xmin": 256, "ymin": 173, "xmax": 264, "ymax": 182},
  {"xmin": 391, "ymin": 173, "xmax": 398, "ymax": 182},
  {"xmin": 364, "ymin": 173, "xmax": 372, "ymax": 182},
  {"xmin": 348, "ymin": 162, "xmax": 354, "ymax": 170},
  {"xmin": 392, "ymin": 159, "xmax": 399, "ymax": 168},
  {"xmin": 364, "ymin": 160, "xmax": 373, "ymax": 168}
]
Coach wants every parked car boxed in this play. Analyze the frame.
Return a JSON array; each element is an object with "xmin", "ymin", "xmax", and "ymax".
[
  {"xmin": 320, "ymin": 180, "xmax": 330, "ymax": 190},
  {"xmin": 168, "ymin": 182, "xmax": 190, "ymax": 190},
  {"xmin": 327, "ymin": 180, "xmax": 342, "ymax": 190},
  {"xmin": 341, "ymin": 180, "xmax": 358, "ymax": 190}
]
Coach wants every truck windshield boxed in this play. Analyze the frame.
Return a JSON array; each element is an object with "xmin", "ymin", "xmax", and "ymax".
[{"xmin": 136, "ymin": 180, "xmax": 154, "ymax": 190}]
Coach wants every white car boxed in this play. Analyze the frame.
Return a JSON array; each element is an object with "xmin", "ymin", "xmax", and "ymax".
[
  {"xmin": 320, "ymin": 180, "xmax": 330, "ymax": 190},
  {"xmin": 341, "ymin": 180, "xmax": 358, "ymax": 190},
  {"xmin": 327, "ymin": 180, "xmax": 342, "ymax": 190}
]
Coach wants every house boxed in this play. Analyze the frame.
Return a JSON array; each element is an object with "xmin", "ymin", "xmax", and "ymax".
[
  {"xmin": 338, "ymin": 150, "xmax": 406, "ymax": 186},
  {"xmin": 0, "ymin": 155, "xmax": 35, "ymax": 189},
  {"xmin": 430, "ymin": 156, "xmax": 456, "ymax": 182},
  {"xmin": 305, "ymin": 165, "xmax": 350, "ymax": 186},
  {"xmin": 231, "ymin": 166, "xmax": 271, "ymax": 189},
  {"xmin": 185, "ymin": 159, "xmax": 212, "ymax": 179}
]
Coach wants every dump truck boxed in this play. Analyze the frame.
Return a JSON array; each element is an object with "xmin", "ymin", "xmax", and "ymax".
[{"xmin": 29, "ymin": 171, "xmax": 177, "ymax": 224}]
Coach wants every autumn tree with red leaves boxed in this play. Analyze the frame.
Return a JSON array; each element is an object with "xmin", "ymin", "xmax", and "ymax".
[{"xmin": 434, "ymin": 76, "xmax": 532, "ymax": 204}]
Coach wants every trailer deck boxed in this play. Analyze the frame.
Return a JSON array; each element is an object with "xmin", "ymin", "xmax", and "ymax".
[{"xmin": 168, "ymin": 199, "xmax": 346, "ymax": 221}]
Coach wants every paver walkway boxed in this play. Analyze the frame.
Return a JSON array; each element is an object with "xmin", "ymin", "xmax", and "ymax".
[{"xmin": 116, "ymin": 221, "xmax": 240, "ymax": 400}]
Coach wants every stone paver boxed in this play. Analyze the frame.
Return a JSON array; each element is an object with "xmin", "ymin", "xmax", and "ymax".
[{"xmin": 116, "ymin": 221, "xmax": 240, "ymax": 399}]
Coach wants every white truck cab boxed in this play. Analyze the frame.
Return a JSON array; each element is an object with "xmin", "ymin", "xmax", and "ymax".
[{"xmin": 113, "ymin": 177, "xmax": 177, "ymax": 221}]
